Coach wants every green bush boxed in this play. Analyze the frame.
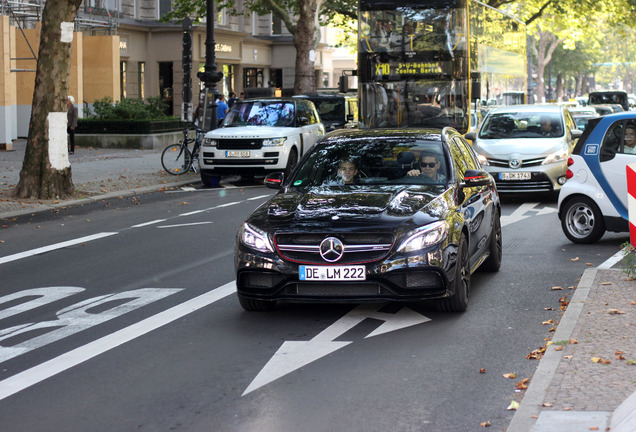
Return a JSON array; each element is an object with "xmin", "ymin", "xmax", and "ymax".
[{"xmin": 89, "ymin": 97, "xmax": 172, "ymax": 120}]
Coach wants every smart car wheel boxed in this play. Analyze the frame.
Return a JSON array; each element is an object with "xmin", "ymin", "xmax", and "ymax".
[
  {"xmin": 561, "ymin": 197, "xmax": 605, "ymax": 244},
  {"xmin": 437, "ymin": 234, "xmax": 470, "ymax": 312},
  {"xmin": 237, "ymin": 293, "xmax": 276, "ymax": 312}
]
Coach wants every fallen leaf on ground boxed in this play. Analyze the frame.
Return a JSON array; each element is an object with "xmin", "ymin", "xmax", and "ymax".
[
  {"xmin": 607, "ymin": 309, "xmax": 625, "ymax": 314},
  {"xmin": 570, "ymin": 257, "xmax": 579, "ymax": 261},
  {"xmin": 480, "ymin": 368, "xmax": 486, "ymax": 374},
  {"xmin": 507, "ymin": 401, "xmax": 519, "ymax": 410},
  {"xmin": 503, "ymin": 373, "xmax": 516, "ymax": 379},
  {"xmin": 564, "ymin": 355, "xmax": 573, "ymax": 359},
  {"xmin": 554, "ymin": 346, "xmax": 563, "ymax": 351},
  {"xmin": 515, "ymin": 378, "xmax": 530, "ymax": 390},
  {"xmin": 599, "ymin": 281, "xmax": 612, "ymax": 285},
  {"xmin": 551, "ymin": 286, "xmax": 563, "ymax": 290},
  {"xmin": 542, "ymin": 402, "xmax": 553, "ymax": 407},
  {"xmin": 570, "ymin": 339, "xmax": 579, "ymax": 344},
  {"xmin": 542, "ymin": 319, "xmax": 554, "ymax": 325},
  {"xmin": 480, "ymin": 421, "xmax": 491, "ymax": 427}
]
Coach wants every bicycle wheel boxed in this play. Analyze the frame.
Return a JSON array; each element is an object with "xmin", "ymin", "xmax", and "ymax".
[{"xmin": 161, "ymin": 144, "xmax": 192, "ymax": 175}]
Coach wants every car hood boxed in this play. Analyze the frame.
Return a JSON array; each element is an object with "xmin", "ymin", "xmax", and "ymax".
[
  {"xmin": 205, "ymin": 126, "xmax": 297, "ymax": 139},
  {"xmin": 249, "ymin": 185, "xmax": 448, "ymax": 231},
  {"xmin": 474, "ymin": 137, "xmax": 567, "ymax": 158}
]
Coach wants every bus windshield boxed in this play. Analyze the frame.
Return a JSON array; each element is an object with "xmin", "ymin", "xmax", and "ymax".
[{"xmin": 358, "ymin": 0, "xmax": 526, "ymax": 134}]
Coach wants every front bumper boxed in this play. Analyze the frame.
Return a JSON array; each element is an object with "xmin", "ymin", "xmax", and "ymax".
[
  {"xmin": 235, "ymin": 244, "xmax": 458, "ymax": 303},
  {"xmin": 483, "ymin": 163, "xmax": 567, "ymax": 193}
]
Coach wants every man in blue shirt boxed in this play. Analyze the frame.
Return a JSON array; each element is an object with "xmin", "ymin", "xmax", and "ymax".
[{"xmin": 217, "ymin": 94, "xmax": 229, "ymax": 126}]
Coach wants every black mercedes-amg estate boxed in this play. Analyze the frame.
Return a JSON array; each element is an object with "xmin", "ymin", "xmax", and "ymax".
[{"xmin": 235, "ymin": 128, "xmax": 502, "ymax": 312}]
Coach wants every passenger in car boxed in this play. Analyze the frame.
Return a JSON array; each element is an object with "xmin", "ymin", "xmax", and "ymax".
[
  {"xmin": 624, "ymin": 124, "xmax": 636, "ymax": 154},
  {"xmin": 407, "ymin": 152, "xmax": 447, "ymax": 183},
  {"xmin": 337, "ymin": 159, "xmax": 359, "ymax": 184}
]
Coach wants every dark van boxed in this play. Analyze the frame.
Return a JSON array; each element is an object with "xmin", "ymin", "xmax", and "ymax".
[
  {"xmin": 293, "ymin": 93, "xmax": 358, "ymax": 131},
  {"xmin": 588, "ymin": 91, "xmax": 629, "ymax": 112}
]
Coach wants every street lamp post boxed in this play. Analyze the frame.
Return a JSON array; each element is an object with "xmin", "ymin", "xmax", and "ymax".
[{"xmin": 197, "ymin": 0, "xmax": 223, "ymax": 131}]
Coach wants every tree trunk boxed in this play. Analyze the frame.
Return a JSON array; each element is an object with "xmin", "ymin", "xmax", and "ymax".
[
  {"xmin": 292, "ymin": 0, "xmax": 318, "ymax": 95},
  {"xmin": 13, "ymin": 0, "xmax": 82, "ymax": 199}
]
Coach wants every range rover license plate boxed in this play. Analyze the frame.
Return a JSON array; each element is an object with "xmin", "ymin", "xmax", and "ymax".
[
  {"xmin": 500, "ymin": 172, "xmax": 531, "ymax": 180},
  {"xmin": 299, "ymin": 265, "xmax": 366, "ymax": 281},
  {"xmin": 226, "ymin": 150, "xmax": 250, "ymax": 157}
]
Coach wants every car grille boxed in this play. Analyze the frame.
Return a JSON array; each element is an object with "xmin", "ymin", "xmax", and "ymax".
[
  {"xmin": 275, "ymin": 232, "xmax": 393, "ymax": 264},
  {"xmin": 285, "ymin": 283, "xmax": 389, "ymax": 297},
  {"xmin": 487, "ymin": 157, "xmax": 545, "ymax": 168},
  {"xmin": 494, "ymin": 178, "xmax": 553, "ymax": 192},
  {"xmin": 216, "ymin": 139, "xmax": 263, "ymax": 150}
]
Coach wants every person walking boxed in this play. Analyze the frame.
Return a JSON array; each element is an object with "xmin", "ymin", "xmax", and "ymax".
[
  {"xmin": 67, "ymin": 96, "xmax": 78, "ymax": 154},
  {"xmin": 228, "ymin": 91, "xmax": 239, "ymax": 108},
  {"xmin": 217, "ymin": 93, "xmax": 229, "ymax": 126}
]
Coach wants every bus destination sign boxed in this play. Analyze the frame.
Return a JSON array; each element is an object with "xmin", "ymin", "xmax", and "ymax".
[{"xmin": 373, "ymin": 61, "xmax": 448, "ymax": 78}]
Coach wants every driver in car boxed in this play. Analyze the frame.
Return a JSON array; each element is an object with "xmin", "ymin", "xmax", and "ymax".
[
  {"xmin": 338, "ymin": 159, "xmax": 359, "ymax": 184},
  {"xmin": 407, "ymin": 152, "xmax": 447, "ymax": 183}
]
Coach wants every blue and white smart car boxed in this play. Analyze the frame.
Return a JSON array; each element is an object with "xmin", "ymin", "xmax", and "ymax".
[{"xmin": 558, "ymin": 112, "xmax": 636, "ymax": 243}]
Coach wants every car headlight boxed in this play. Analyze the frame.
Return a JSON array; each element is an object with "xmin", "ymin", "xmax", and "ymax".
[
  {"xmin": 397, "ymin": 221, "xmax": 448, "ymax": 253},
  {"xmin": 239, "ymin": 223, "xmax": 274, "ymax": 253},
  {"xmin": 542, "ymin": 148, "xmax": 569, "ymax": 165},
  {"xmin": 263, "ymin": 137, "xmax": 286, "ymax": 147},
  {"xmin": 204, "ymin": 138, "xmax": 217, "ymax": 147}
]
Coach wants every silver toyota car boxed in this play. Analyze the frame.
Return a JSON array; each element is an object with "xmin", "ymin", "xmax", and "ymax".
[{"xmin": 465, "ymin": 104, "xmax": 582, "ymax": 193}]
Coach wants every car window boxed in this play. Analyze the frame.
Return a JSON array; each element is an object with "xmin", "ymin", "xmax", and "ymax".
[
  {"xmin": 479, "ymin": 112, "xmax": 564, "ymax": 139},
  {"xmin": 601, "ymin": 121, "xmax": 622, "ymax": 161},
  {"xmin": 450, "ymin": 136, "xmax": 479, "ymax": 178},
  {"xmin": 619, "ymin": 120, "xmax": 636, "ymax": 155},
  {"xmin": 224, "ymin": 101, "xmax": 295, "ymax": 127},
  {"xmin": 290, "ymin": 138, "xmax": 449, "ymax": 187}
]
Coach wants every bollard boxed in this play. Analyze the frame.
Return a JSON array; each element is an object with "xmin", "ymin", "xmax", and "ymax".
[{"xmin": 628, "ymin": 162, "xmax": 636, "ymax": 247}]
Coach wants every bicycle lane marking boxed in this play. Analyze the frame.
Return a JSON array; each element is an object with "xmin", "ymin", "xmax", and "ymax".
[{"xmin": 0, "ymin": 281, "xmax": 236, "ymax": 401}]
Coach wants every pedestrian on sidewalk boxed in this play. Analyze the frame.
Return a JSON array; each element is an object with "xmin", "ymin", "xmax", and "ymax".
[
  {"xmin": 67, "ymin": 96, "xmax": 78, "ymax": 154},
  {"xmin": 217, "ymin": 93, "xmax": 228, "ymax": 127}
]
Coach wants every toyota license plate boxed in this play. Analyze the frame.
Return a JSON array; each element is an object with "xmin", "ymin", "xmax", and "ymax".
[
  {"xmin": 226, "ymin": 150, "xmax": 250, "ymax": 158},
  {"xmin": 299, "ymin": 265, "xmax": 366, "ymax": 281},
  {"xmin": 500, "ymin": 172, "xmax": 531, "ymax": 180}
]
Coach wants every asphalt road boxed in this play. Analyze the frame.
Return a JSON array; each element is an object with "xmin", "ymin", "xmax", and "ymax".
[{"xmin": 0, "ymin": 186, "xmax": 628, "ymax": 432}]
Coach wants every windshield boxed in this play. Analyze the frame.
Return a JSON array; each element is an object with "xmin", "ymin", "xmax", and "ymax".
[
  {"xmin": 313, "ymin": 99, "xmax": 345, "ymax": 122},
  {"xmin": 290, "ymin": 138, "xmax": 449, "ymax": 187},
  {"xmin": 478, "ymin": 111, "xmax": 564, "ymax": 139},
  {"xmin": 223, "ymin": 101, "xmax": 295, "ymax": 127}
]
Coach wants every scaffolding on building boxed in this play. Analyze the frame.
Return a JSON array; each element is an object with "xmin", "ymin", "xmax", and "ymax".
[{"xmin": 1, "ymin": 0, "xmax": 119, "ymax": 72}]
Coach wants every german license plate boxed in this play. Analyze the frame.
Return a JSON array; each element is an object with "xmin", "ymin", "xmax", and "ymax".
[
  {"xmin": 500, "ymin": 172, "xmax": 531, "ymax": 180},
  {"xmin": 299, "ymin": 265, "xmax": 366, "ymax": 281},
  {"xmin": 226, "ymin": 150, "xmax": 250, "ymax": 157}
]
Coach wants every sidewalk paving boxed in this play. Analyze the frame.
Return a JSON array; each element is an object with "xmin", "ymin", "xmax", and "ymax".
[{"xmin": 1, "ymin": 140, "xmax": 635, "ymax": 432}]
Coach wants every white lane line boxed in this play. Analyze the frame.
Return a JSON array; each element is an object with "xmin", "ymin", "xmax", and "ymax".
[
  {"xmin": 248, "ymin": 194, "xmax": 273, "ymax": 200},
  {"xmin": 0, "ymin": 281, "xmax": 236, "ymax": 401},
  {"xmin": 131, "ymin": 219, "xmax": 166, "ymax": 228},
  {"xmin": 0, "ymin": 233, "xmax": 118, "ymax": 265},
  {"xmin": 157, "ymin": 221, "xmax": 213, "ymax": 228},
  {"xmin": 598, "ymin": 249, "xmax": 624, "ymax": 269}
]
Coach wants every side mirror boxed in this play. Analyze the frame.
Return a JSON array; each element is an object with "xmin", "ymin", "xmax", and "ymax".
[
  {"xmin": 264, "ymin": 172, "xmax": 284, "ymax": 189},
  {"xmin": 464, "ymin": 132, "xmax": 477, "ymax": 141},
  {"xmin": 461, "ymin": 169, "xmax": 492, "ymax": 188},
  {"xmin": 571, "ymin": 129, "xmax": 583, "ymax": 139},
  {"xmin": 346, "ymin": 114, "xmax": 354, "ymax": 122}
]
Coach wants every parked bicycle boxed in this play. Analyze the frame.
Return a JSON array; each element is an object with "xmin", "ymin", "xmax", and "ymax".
[{"xmin": 161, "ymin": 127, "xmax": 204, "ymax": 175}]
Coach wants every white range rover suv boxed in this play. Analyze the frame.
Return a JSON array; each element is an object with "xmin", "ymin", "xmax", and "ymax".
[{"xmin": 199, "ymin": 98, "xmax": 325, "ymax": 186}]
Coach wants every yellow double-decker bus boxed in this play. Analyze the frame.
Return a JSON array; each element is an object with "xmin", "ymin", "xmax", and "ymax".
[{"xmin": 358, "ymin": 0, "xmax": 527, "ymax": 133}]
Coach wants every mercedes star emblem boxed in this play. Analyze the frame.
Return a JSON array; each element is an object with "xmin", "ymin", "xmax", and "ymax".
[{"xmin": 319, "ymin": 237, "xmax": 345, "ymax": 262}]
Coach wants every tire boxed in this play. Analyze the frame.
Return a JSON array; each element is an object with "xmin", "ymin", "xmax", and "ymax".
[
  {"xmin": 480, "ymin": 209, "xmax": 502, "ymax": 272},
  {"xmin": 237, "ymin": 293, "xmax": 276, "ymax": 312},
  {"xmin": 561, "ymin": 196, "xmax": 605, "ymax": 244},
  {"xmin": 201, "ymin": 172, "xmax": 220, "ymax": 187},
  {"xmin": 437, "ymin": 234, "xmax": 470, "ymax": 312},
  {"xmin": 161, "ymin": 144, "xmax": 192, "ymax": 175},
  {"xmin": 284, "ymin": 148, "xmax": 299, "ymax": 179}
]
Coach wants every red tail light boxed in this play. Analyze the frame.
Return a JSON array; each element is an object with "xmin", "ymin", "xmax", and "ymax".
[
  {"xmin": 566, "ymin": 169, "xmax": 573, "ymax": 179},
  {"xmin": 567, "ymin": 157, "xmax": 574, "ymax": 166}
]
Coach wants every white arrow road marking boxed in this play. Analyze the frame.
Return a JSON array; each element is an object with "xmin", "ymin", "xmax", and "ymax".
[
  {"xmin": 242, "ymin": 304, "xmax": 431, "ymax": 396},
  {"xmin": 501, "ymin": 203, "xmax": 556, "ymax": 227}
]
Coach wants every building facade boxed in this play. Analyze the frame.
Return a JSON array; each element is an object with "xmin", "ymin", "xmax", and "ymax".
[{"xmin": 0, "ymin": 0, "xmax": 355, "ymax": 147}]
